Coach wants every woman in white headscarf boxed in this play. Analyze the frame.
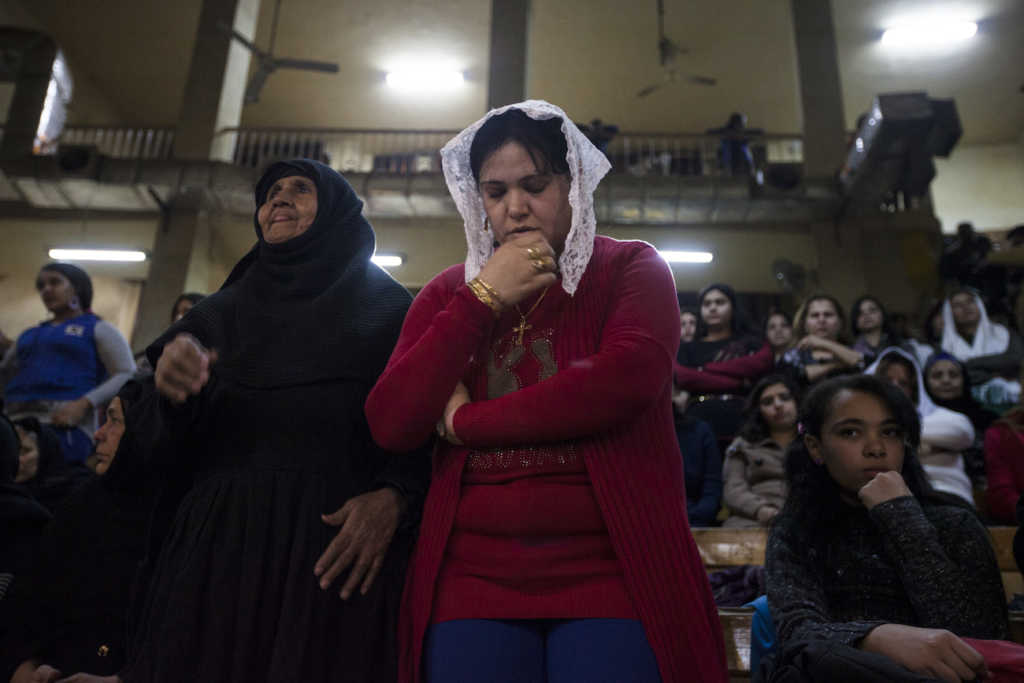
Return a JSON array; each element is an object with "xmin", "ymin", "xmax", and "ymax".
[
  {"xmin": 942, "ymin": 289, "xmax": 1024, "ymax": 410},
  {"xmin": 366, "ymin": 101, "xmax": 727, "ymax": 683},
  {"xmin": 868, "ymin": 347, "xmax": 975, "ymax": 505}
]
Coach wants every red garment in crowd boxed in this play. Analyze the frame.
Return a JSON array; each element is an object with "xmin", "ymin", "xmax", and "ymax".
[
  {"xmin": 983, "ymin": 423, "xmax": 1024, "ymax": 524},
  {"xmin": 366, "ymin": 237, "xmax": 728, "ymax": 683},
  {"xmin": 673, "ymin": 342, "xmax": 774, "ymax": 394}
]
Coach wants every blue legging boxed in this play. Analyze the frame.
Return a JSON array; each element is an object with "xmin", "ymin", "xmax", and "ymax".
[{"xmin": 425, "ymin": 618, "xmax": 662, "ymax": 683}]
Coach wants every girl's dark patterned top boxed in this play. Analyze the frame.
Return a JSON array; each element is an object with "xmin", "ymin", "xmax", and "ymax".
[{"xmin": 767, "ymin": 496, "xmax": 1009, "ymax": 648}]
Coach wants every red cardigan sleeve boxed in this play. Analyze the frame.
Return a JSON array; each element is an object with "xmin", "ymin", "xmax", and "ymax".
[
  {"xmin": 453, "ymin": 246, "xmax": 678, "ymax": 448},
  {"xmin": 366, "ymin": 274, "xmax": 496, "ymax": 453},
  {"xmin": 673, "ymin": 362, "xmax": 744, "ymax": 393},
  {"xmin": 984, "ymin": 425, "xmax": 1024, "ymax": 524},
  {"xmin": 703, "ymin": 343, "xmax": 774, "ymax": 379}
]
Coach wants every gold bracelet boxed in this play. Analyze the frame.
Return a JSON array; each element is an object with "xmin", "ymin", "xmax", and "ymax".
[
  {"xmin": 475, "ymin": 278, "xmax": 502, "ymax": 304},
  {"xmin": 467, "ymin": 278, "xmax": 503, "ymax": 317}
]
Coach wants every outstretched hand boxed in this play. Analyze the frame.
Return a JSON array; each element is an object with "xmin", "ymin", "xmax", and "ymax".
[{"xmin": 314, "ymin": 488, "xmax": 406, "ymax": 600}]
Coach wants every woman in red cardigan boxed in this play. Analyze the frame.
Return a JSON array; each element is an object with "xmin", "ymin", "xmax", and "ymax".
[{"xmin": 366, "ymin": 101, "xmax": 727, "ymax": 683}]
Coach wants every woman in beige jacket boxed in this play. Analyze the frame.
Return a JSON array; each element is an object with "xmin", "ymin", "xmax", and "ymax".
[{"xmin": 722, "ymin": 374, "xmax": 801, "ymax": 527}]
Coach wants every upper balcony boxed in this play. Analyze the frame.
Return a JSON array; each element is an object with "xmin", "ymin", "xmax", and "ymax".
[{"xmin": 2, "ymin": 124, "xmax": 849, "ymax": 225}]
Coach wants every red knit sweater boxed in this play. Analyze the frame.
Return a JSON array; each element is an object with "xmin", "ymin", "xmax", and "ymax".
[{"xmin": 366, "ymin": 237, "xmax": 728, "ymax": 683}]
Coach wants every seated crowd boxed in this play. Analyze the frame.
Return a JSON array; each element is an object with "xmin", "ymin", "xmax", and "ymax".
[{"xmin": 1, "ymin": 100, "xmax": 1023, "ymax": 682}]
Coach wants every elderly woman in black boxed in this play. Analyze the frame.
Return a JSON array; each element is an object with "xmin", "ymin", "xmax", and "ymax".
[{"xmin": 122, "ymin": 160, "xmax": 429, "ymax": 683}]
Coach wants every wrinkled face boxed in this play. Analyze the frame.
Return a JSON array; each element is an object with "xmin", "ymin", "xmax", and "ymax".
[
  {"xmin": 36, "ymin": 270, "xmax": 77, "ymax": 314},
  {"xmin": 856, "ymin": 300, "xmax": 883, "ymax": 334},
  {"xmin": 950, "ymin": 293, "xmax": 980, "ymax": 329},
  {"xmin": 701, "ymin": 289, "xmax": 733, "ymax": 331},
  {"xmin": 765, "ymin": 313, "xmax": 793, "ymax": 350},
  {"xmin": 680, "ymin": 312, "xmax": 698, "ymax": 343},
  {"xmin": 758, "ymin": 382, "xmax": 798, "ymax": 431},
  {"xmin": 805, "ymin": 390, "xmax": 906, "ymax": 499},
  {"xmin": 256, "ymin": 175, "xmax": 318, "ymax": 244},
  {"xmin": 172, "ymin": 299, "xmax": 194, "ymax": 322},
  {"xmin": 13, "ymin": 426, "xmax": 39, "ymax": 484},
  {"xmin": 479, "ymin": 142, "xmax": 573, "ymax": 255},
  {"xmin": 93, "ymin": 397, "xmax": 126, "ymax": 475},
  {"xmin": 880, "ymin": 361, "xmax": 916, "ymax": 402},
  {"xmin": 805, "ymin": 299, "xmax": 841, "ymax": 339},
  {"xmin": 926, "ymin": 359, "xmax": 964, "ymax": 401}
]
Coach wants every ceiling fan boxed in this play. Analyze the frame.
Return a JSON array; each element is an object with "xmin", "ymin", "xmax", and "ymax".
[
  {"xmin": 636, "ymin": 0, "xmax": 717, "ymax": 98},
  {"xmin": 220, "ymin": 0, "xmax": 339, "ymax": 104}
]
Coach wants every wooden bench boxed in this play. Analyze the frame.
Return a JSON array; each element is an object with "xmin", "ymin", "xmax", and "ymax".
[{"xmin": 692, "ymin": 526, "xmax": 1024, "ymax": 679}]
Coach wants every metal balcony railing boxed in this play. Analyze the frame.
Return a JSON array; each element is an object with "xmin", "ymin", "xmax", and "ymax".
[
  {"xmin": 55, "ymin": 125, "xmax": 804, "ymax": 179},
  {"xmin": 59, "ymin": 126, "xmax": 176, "ymax": 160}
]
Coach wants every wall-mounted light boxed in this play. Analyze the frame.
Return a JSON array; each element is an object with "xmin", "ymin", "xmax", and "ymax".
[
  {"xmin": 881, "ymin": 20, "xmax": 977, "ymax": 49},
  {"xmin": 371, "ymin": 253, "xmax": 405, "ymax": 268},
  {"xmin": 386, "ymin": 63, "xmax": 464, "ymax": 92},
  {"xmin": 658, "ymin": 250, "xmax": 713, "ymax": 264},
  {"xmin": 49, "ymin": 248, "xmax": 146, "ymax": 262}
]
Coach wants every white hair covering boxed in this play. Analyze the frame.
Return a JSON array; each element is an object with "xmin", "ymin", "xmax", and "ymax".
[
  {"xmin": 865, "ymin": 346, "xmax": 937, "ymax": 418},
  {"xmin": 440, "ymin": 100, "xmax": 611, "ymax": 295},
  {"xmin": 941, "ymin": 292, "xmax": 1009, "ymax": 360}
]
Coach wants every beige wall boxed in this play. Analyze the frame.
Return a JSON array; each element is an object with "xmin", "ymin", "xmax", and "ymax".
[
  {"xmin": 0, "ymin": 216, "xmax": 156, "ymax": 343},
  {"xmin": 932, "ymin": 141, "xmax": 1024, "ymax": 233}
]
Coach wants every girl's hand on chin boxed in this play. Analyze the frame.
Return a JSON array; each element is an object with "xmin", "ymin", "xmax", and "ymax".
[{"xmin": 857, "ymin": 470, "xmax": 911, "ymax": 509}]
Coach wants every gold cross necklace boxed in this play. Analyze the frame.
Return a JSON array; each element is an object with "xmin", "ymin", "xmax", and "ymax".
[{"xmin": 511, "ymin": 286, "xmax": 550, "ymax": 347}]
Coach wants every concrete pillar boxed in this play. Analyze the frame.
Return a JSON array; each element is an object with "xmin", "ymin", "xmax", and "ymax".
[
  {"xmin": 174, "ymin": 0, "xmax": 260, "ymax": 161},
  {"xmin": 487, "ymin": 0, "xmax": 530, "ymax": 109},
  {"xmin": 131, "ymin": 193, "xmax": 212, "ymax": 351},
  {"xmin": 811, "ymin": 221, "xmax": 867, "ymax": 307},
  {"xmin": 790, "ymin": 0, "xmax": 847, "ymax": 180}
]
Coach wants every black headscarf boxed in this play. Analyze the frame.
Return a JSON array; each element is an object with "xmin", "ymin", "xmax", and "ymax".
[
  {"xmin": 11, "ymin": 418, "xmax": 92, "ymax": 514},
  {"xmin": 98, "ymin": 380, "xmax": 150, "ymax": 507},
  {"xmin": 40, "ymin": 262, "xmax": 93, "ymax": 311},
  {"xmin": 147, "ymin": 160, "xmax": 412, "ymax": 389},
  {"xmin": 923, "ymin": 351, "xmax": 998, "ymax": 434}
]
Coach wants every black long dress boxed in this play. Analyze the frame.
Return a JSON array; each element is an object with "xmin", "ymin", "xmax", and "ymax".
[
  {"xmin": 123, "ymin": 160, "xmax": 430, "ymax": 682},
  {"xmin": 124, "ymin": 379, "xmax": 419, "ymax": 682}
]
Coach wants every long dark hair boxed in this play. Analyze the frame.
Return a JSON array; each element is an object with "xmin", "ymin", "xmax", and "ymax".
[
  {"xmin": 851, "ymin": 295, "xmax": 897, "ymax": 341},
  {"xmin": 695, "ymin": 282, "xmax": 756, "ymax": 340},
  {"xmin": 738, "ymin": 374, "xmax": 802, "ymax": 443},
  {"xmin": 793, "ymin": 293, "xmax": 848, "ymax": 343},
  {"xmin": 775, "ymin": 375, "xmax": 970, "ymax": 552},
  {"xmin": 470, "ymin": 109, "xmax": 569, "ymax": 183}
]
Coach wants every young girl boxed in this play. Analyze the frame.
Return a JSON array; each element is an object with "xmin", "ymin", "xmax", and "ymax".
[
  {"xmin": 763, "ymin": 309, "xmax": 794, "ymax": 364},
  {"xmin": 675, "ymin": 283, "xmax": 772, "ymax": 444},
  {"xmin": 766, "ymin": 374, "xmax": 1008, "ymax": 681},
  {"xmin": 850, "ymin": 296, "xmax": 900, "ymax": 364},
  {"xmin": 721, "ymin": 375, "xmax": 800, "ymax": 527},
  {"xmin": 868, "ymin": 348, "xmax": 976, "ymax": 506}
]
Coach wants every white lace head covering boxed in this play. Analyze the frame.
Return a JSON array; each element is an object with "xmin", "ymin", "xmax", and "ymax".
[
  {"xmin": 440, "ymin": 99, "xmax": 611, "ymax": 295},
  {"xmin": 940, "ymin": 292, "xmax": 1009, "ymax": 360},
  {"xmin": 865, "ymin": 346, "xmax": 937, "ymax": 417}
]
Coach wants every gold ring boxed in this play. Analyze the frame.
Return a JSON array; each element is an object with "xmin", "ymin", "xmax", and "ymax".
[
  {"xmin": 526, "ymin": 247, "xmax": 540, "ymax": 259},
  {"xmin": 531, "ymin": 258, "xmax": 546, "ymax": 272}
]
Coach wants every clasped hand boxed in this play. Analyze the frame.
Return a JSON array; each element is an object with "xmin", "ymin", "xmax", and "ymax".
[
  {"xmin": 154, "ymin": 333, "xmax": 218, "ymax": 404},
  {"xmin": 477, "ymin": 232, "xmax": 558, "ymax": 308}
]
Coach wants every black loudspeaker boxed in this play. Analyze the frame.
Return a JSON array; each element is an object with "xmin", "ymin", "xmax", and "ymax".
[
  {"xmin": 927, "ymin": 98, "xmax": 962, "ymax": 158},
  {"xmin": 839, "ymin": 92, "xmax": 961, "ymax": 203}
]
